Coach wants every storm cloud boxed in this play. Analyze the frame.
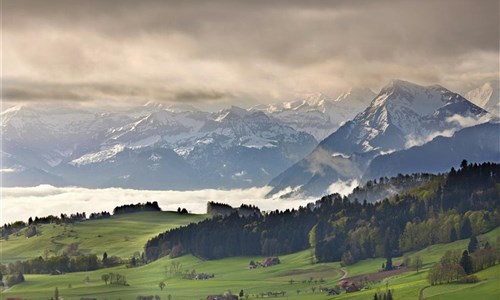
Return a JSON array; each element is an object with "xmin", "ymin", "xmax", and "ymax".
[{"xmin": 3, "ymin": 0, "xmax": 499, "ymax": 107}]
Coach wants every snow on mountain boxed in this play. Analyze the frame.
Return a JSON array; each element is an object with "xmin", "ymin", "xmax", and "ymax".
[
  {"xmin": 267, "ymin": 79, "xmax": 490, "ymax": 198},
  {"xmin": 2, "ymin": 102, "xmax": 317, "ymax": 189},
  {"xmin": 466, "ymin": 79, "xmax": 499, "ymax": 115},
  {"xmin": 320, "ymin": 80, "xmax": 489, "ymax": 154},
  {"xmin": 251, "ymin": 89, "xmax": 375, "ymax": 141}
]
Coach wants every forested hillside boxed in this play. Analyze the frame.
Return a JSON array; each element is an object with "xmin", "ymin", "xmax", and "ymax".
[{"xmin": 145, "ymin": 161, "xmax": 500, "ymax": 265}]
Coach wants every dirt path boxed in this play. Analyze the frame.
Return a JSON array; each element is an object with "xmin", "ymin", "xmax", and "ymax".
[
  {"xmin": 1, "ymin": 280, "xmax": 9, "ymax": 292},
  {"xmin": 339, "ymin": 267, "xmax": 348, "ymax": 280},
  {"xmin": 419, "ymin": 285, "xmax": 430, "ymax": 299}
]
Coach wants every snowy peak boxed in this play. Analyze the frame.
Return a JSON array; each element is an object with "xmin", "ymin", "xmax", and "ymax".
[
  {"xmin": 301, "ymin": 92, "xmax": 331, "ymax": 107},
  {"xmin": 143, "ymin": 101, "xmax": 165, "ymax": 110},
  {"xmin": 250, "ymin": 89, "xmax": 374, "ymax": 140},
  {"xmin": 371, "ymin": 80, "xmax": 471, "ymax": 117},
  {"xmin": 334, "ymin": 87, "xmax": 376, "ymax": 104},
  {"xmin": 322, "ymin": 79, "xmax": 488, "ymax": 154},
  {"xmin": 466, "ymin": 79, "xmax": 499, "ymax": 115}
]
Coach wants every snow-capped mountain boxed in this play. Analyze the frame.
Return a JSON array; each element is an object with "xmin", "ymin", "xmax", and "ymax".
[
  {"xmin": 267, "ymin": 79, "xmax": 490, "ymax": 198},
  {"xmin": 251, "ymin": 88, "xmax": 375, "ymax": 140},
  {"xmin": 466, "ymin": 79, "xmax": 499, "ymax": 115},
  {"xmin": 2, "ymin": 103, "xmax": 317, "ymax": 189}
]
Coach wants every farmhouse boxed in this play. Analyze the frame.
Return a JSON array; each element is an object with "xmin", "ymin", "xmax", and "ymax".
[
  {"xmin": 262, "ymin": 257, "xmax": 280, "ymax": 267},
  {"xmin": 50, "ymin": 269, "xmax": 63, "ymax": 275},
  {"xmin": 339, "ymin": 279, "xmax": 361, "ymax": 293}
]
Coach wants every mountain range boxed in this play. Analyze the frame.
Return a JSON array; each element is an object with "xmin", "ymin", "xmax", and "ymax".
[
  {"xmin": 2, "ymin": 102, "xmax": 319, "ymax": 189},
  {"xmin": 267, "ymin": 80, "xmax": 496, "ymax": 197},
  {"xmin": 2, "ymin": 79, "xmax": 498, "ymax": 196},
  {"xmin": 251, "ymin": 88, "xmax": 375, "ymax": 140}
]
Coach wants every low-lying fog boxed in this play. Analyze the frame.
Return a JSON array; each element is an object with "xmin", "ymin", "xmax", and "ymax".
[{"xmin": 2, "ymin": 180, "xmax": 359, "ymax": 224}]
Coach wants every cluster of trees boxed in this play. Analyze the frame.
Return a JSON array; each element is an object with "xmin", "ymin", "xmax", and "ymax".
[
  {"xmin": 2, "ymin": 212, "xmax": 97, "ymax": 239},
  {"xmin": 1, "ymin": 221, "xmax": 26, "ymax": 239},
  {"xmin": 88, "ymin": 211, "xmax": 111, "ymax": 220},
  {"xmin": 206, "ymin": 202, "xmax": 261, "ymax": 217},
  {"xmin": 144, "ymin": 162, "xmax": 499, "ymax": 263},
  {"xmin": 349, "ymin": 173, "xmax": 438, "ymax": 203},
  {"xmin": 2, "ymin": 254, "xmax": 100, "ymax": 274},
  {"xmin": 373, "ymin": 290, "xmax": 394, "ymax": 300},
  {"xmin": 100, "ymin": 272, "xmax": 128, "ymax": 285},
  {"xmin": 207, "ymin": 202, "xmax": 234, "ymax": 216},
  {"xmin": 4, "ymin": 271, "xmax": 25, "ymax": 287},
  {"xmin": 428, "ymin": 236, "xmax": 497, "ymax": 285},
  {"xmin": 398, "ymin": 210, "xmax": 494, "ymax": 253},
  {"xmin": 113, "ymin": 201, "xmax": 161, "ymax": 215},
  {"xmin": 1, "ymin": 249, "xmax": 131, "ymax": 276}
]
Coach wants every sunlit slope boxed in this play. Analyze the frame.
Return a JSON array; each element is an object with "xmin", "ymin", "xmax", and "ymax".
[{"xmin": 1, "ymin": 211, "xmax": 205, "ymax": 262}]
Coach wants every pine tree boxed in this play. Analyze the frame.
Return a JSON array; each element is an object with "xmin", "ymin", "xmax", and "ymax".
[
  {"xmin": 468, "ymin": 236, "xmax": 478, "ymax": 253},
  {"xmin": 459, "ymin": 250, "xmax": 473, "ymax": 274},
  {"xmin": 386, "ymin": 256, "xmax": 393, "ymax": 271},
  {"xmin": 450, "ymin": 227, "xmax": 457, "ymax": 242},
  {"xmin": 460, "ymin": 218, "xmax": 472, "ymax": 239},
  {"xmin": 54, "ymin": 287, "xmax": 59, "ymax": 300}
]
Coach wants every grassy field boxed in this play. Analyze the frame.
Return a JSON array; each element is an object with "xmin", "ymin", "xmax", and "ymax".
[
  {"xmin": 1, "ymin": 211, "xmax": 205, "ymax": 262},
  {"xmin": 1, "ymin": 213, "xmax": 499, "ymax": 300}
]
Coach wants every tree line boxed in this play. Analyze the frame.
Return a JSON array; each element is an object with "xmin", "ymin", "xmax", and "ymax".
[{"xmin": 144, "ymin": 161, "xmax": 500, "ymax": 264}]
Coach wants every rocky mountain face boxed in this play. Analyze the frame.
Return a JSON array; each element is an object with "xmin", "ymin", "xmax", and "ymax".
[{"xmin": 267, "ymin": 80, "xmax": 491, "ymax": 198}]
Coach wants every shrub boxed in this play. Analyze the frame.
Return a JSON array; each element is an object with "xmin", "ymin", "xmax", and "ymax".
[{"xmin": 459, "ymin": 275, "xmax": 479, "ymax": 283}]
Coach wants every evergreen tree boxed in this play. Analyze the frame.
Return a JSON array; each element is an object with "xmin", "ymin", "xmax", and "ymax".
[
  {"xmin": 54, "ymin": 287, "xmax": 59, "ymax": 300},
  {"xmin": 468, "ymin": 236, "xmax": 478, "ymax": 253},
  {"xmin": 459, "ymin": 250, "xmax": 473, "ymax": 274},
  {"xmin": 450, "ymin": 227, "xmax": 457, "ymax": 242},
  {"xmin": 385, "ymin": 256, "xmax": 393, "ymax": 271},
  {"xmin": 387, "ymin": 290, "xmax": 393, "ymax": 300},
  {"xmin": 460, "ymin": 218, "xmax": 472, "ymax": 239}
]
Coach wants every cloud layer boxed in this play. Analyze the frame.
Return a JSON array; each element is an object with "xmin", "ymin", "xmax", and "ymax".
[
  {"xmin": 2, "ymin": 185, "xmax": 322, "ymax": 224},
  {"xmin": 3, "ymin": 0, "xmax": 499, "ymax": 108}
]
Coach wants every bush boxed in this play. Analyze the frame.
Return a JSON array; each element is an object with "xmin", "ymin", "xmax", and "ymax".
[
  {"xmin": 459, "ymin": 275, "xmax": 479, "ymax": 283},
  {"xmin": 6, "ymin": 272, "xmax": 25, "ymax": 286}
]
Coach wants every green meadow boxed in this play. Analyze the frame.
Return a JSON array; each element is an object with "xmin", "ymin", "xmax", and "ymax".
[
  {"xmin": 2, "ymin": 213, "xmax": 499, "ymax": 300},
  {"xmin": 1, "ymin": 212, "xmax": 205, "ymax": 263}
]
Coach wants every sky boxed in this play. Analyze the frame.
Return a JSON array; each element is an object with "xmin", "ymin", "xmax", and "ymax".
[{"xmin": 3, "ymin": 0, "xmax": 499, "ymax": 109}]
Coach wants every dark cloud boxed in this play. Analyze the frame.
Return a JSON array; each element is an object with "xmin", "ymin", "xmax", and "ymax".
[
  {"xmin": 3, "ymin": 0, "xmax": 499, "ymax": 106},
  {"xmin": 3, "ymin": 79, "xmax": 233, "ymax": 105},
  {"xmin": 174, "ymin": 90, "xmax": 233, "ymax": 102}
]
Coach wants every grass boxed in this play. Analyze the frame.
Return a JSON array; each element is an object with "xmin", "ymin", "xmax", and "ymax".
[
  {"xmin": 1, "ymin": 211, "xmax": 205, "ymax": 263},
  {"xmin": 1, "ymin": 212, "xmax": 499, "ymax": 300}
]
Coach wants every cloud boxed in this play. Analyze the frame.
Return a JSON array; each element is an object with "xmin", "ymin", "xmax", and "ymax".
[
  {"xmin": 326, "ymin": 179, "xmax": 359, "ymax": 196},
  {"xmin": 1, "ymin": 185, "xmax": 316, "ymax": 224},
  {"xmin": 3, "ymin": 79, "xmax": 234, "ymax": 106},
  {"xmin": 446, "ymin": 114, "xmax": 492, "ymax": 128},
  {"xmin": 306, "ymin": 147, "xmax": 362, "ymax": 178},
  {"xmin": 405, "ymin": 129, "xmax": 456, "ymax": 148},
  {"xmin": 3, "ymin": 0, "xmax": 498, "ymax": 107},
  {"xmin": 405, "ymin": 114, "xmax": 492, "ymax": 148}
]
